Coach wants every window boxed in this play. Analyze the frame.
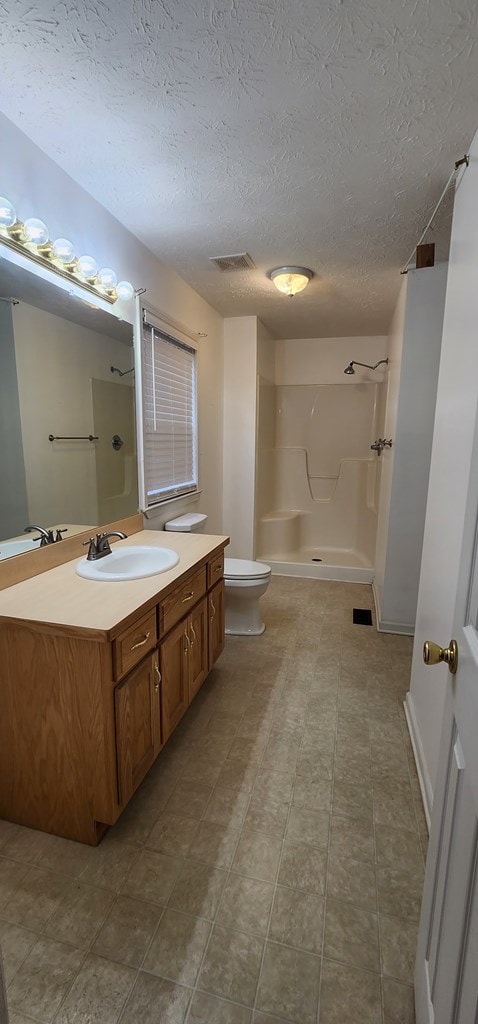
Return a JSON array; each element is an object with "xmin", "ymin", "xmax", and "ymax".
[{"xmin": 141, "ymin": 316, "xmax": 198, "ymax": 508}]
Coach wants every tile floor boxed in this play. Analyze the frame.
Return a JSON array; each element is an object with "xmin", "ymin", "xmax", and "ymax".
[{"xmin": 0, "ymin": 577, "xmax": 425, "ymax": 1024}]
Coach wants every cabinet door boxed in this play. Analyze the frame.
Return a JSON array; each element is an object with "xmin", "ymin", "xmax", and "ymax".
[
  {"xmin": 160, "ymin": 619, "xmax": 189, "ymax": 742},
  {"xmin": 208, "ymin": 580, "xmax": 225, "ymax": 670},
  {"xmin": 188, "ymin": 597, "xmax": 208, "ymax": 702},
  {"xmin": 115, "ymin": 652, "xmax": 161, "ymax": 806}
]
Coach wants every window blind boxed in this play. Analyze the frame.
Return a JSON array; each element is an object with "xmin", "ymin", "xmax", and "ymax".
[{"xmin": 142, "ymin": 322, "xmax": 198, "ymax": 507}]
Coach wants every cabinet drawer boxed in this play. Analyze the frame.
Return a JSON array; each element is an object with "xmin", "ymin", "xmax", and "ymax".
[
  {"xmin": 207, "ymin": 552, "xmax": 224, "ymax": 588},
  {"xmin": 114, "ymin": 610, "xmax": 157, "ymax": 680},
  {"xmin": 160, "ymin": 567, "xmax": 206, "ymax": 636}
]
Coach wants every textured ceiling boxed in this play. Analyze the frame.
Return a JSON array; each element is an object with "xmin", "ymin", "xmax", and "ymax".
[{"xmin": 1, "ymin": 0, "xmax": 478, "ymax": 338}]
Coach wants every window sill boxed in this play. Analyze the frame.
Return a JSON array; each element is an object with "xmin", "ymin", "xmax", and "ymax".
[{"xmin": 142, "ymin": 490, "xmax": 203, "ymax": 520}]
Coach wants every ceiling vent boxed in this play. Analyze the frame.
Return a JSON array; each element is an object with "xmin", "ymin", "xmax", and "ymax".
[{"xmin": 209, "ymin": 252, "xmax": 256, "ymax": 272}]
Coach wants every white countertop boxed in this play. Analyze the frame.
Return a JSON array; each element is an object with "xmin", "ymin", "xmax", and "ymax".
[{"xmin": 0, "ymin": 530, "xmax": 229, "ymax": 638}]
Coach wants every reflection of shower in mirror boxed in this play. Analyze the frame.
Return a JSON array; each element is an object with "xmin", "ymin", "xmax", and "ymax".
[{"xmin": 110, "ymin": 365, "xmax": 134, "ymax": 377}]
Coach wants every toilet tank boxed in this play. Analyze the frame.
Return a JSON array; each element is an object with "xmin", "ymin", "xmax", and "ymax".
[{"xmin": 164, "ymin": 512, "xmax": 208, "ymax": 533}]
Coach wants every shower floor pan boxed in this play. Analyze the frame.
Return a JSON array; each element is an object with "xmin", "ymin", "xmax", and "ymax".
[{"xmin": 258, "ymin": 546, "xmax": 373, "ymax": 583}]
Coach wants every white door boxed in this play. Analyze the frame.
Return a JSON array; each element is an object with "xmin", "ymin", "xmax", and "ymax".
[
  {"xmin": 413, "ymin": 137, "xmax": 478, "ymax": 1021},
  {"xmin": 415, "ymin": 509, "xmax": 478, "ymax": 1021}
]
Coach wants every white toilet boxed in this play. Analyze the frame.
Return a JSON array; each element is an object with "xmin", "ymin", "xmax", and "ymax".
[
  {"xmin": 164, "ymin": 513, "xmax": 272, "ymax": 636},
  {"xmin": 223, "ymin": 557, "xmax": 272, "ymax": 636}
]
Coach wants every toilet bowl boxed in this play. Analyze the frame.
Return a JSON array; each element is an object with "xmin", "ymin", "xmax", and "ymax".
[
  {"xmin": 163, "ymin": 513, "xmax": 271, "ymax": 637},
  {"xmin": 224, "ymin": 557, "xmax": 272, "ymax": 636}
]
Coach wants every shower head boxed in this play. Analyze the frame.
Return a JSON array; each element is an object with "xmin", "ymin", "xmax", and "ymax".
[{"xmin": 343, "ymin": 359, "xmax": 389, "ymax": 375}]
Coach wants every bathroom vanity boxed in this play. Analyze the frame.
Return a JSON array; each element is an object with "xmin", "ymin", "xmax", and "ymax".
[{"xmin": 0, "ymin": 530, "xmax": 228, "ymax": 845}]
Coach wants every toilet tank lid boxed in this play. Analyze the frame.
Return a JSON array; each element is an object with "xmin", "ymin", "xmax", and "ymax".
[
  {"xmin": 224, "ymin": 557, "xmax": 271, "ymax": 579},
  {"xmin": 164, "ymin": 512, "xmax": 208, "ymax": 531}
]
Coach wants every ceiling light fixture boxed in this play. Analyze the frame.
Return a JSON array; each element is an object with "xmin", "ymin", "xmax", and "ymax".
[
  {"xmin": 270, "ymin": 266, "xmax": 313, "ymax": 297},
  {"xmin": 0, "ymin": 195, "xmax": 135, "ymax": 304}
]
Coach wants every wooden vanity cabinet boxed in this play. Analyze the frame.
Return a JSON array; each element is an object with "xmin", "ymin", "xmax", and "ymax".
[
  {"xmin": 208, "ymin": 579, "xmax": 225, "ymax": 669},
  {"xmin": 113, "ymin": 609, "xmax": 157, "ymax": 680},
  {"xmin": 159, "ymin": 618, "xmax": 190, "ymax": 741},
  {"xmin": 114, "ymin": 650, "xmax": 162, "ymax": 805},
  {"xmin": 188, "ymin": 597, "xmax": 209, "ymax": 701},
  {"xmin": 0, "ymin": 539, "xmax": 227, "ymax": 845},
  {"xmin": 159, "ymin": 595, "xmax": 209, "ymax": 740}
]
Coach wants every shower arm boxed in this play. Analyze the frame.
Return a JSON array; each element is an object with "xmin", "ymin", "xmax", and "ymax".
[{"xmin": 345, "ymin": 359, "xmax": 389, "ymax": 372}]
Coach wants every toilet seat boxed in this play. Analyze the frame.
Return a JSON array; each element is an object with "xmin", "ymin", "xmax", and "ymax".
[{"xmin": 224, "ymin": 557, "xmax": 271, "ymax": 580}]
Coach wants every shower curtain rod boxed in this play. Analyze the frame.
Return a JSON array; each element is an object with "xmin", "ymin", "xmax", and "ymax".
[{"xmin": 400, "ymin": 154, "xmax": 469, "ymax": 275}]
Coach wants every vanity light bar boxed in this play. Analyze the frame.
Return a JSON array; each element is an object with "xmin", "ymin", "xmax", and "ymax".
[{"xmin": 0, "ymin": 196, "xmax": 135, "ymax": 304}]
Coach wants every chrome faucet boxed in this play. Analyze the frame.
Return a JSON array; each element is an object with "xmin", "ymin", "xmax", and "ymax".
[
  {"xmin": 83, "ymin": 531, "xmax": 128, "ymax": 561},
  {"xmin": 24, "ymin": 525, "xmax": 54, "ymax": 546},
  {"xmin": 24, "ymin": 525, "xmax": 68, "ymax": 546}
]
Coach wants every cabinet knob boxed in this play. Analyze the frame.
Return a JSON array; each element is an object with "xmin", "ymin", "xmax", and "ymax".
[
  {"xmin": 190, "ymin": 623, "xmax": 197, "ymax": 648},
  {"xmin": 182, "ymin": 591, "xmax": 194, "ymax": 604},
  {"xmin": 210, "ymin": 599, "xmax": 216, "ymax": 621},
  {"xmin": 183, "ymin": 632, "xmax": 190, "ymax": 654}
]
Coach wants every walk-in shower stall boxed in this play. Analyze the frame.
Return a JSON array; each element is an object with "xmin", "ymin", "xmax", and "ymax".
[{"xmin": 255, "ymin": 376, "xmax": 386, "ymax": 581}]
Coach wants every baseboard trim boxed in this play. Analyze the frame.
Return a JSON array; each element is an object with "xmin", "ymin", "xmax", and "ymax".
[
  {"xmin": 404, "ymin": 691, "xmax": 432, "ymax": 830},
  {"xmin": 371, "ymin": 580, "xmax": 381, "ymax": 630},
  {"xmin": 371, "ymin": 581, "xmax": 415, "ymax": 635},
  {"xmin": 378, "ymin": 620, "xmax": 415, "ymax": 636}
]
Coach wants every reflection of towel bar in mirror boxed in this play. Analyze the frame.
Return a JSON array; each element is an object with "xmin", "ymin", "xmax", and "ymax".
[{"xmin": 48, "ymin": 434, "xmax": 99, "ymax": 442}]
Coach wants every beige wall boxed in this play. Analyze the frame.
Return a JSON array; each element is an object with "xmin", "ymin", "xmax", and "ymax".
[
  {"xmin": 255, "ymin": 321, "xmax": 276, "ymax": 531},
  {"xmin": 257, "ymin": 319, "xmax": 276, "ymax": 382},
  {"xmin": 0, "ymin": 115, "xmax": 224, "ymax": 539},
  {"xmin": 275, "ymin": 335, "xmax": 388, "ymax": 385},
  {"xmin": 222, "ymin": 317, "xmax": 258, "ymax": 558},
  {"xmin": 374, "ymin": 283, "xmax": 408, "ymax": 616},
  {"xmin": 375, "ymin": 264, "xmax": 447, "ymax": 634},
  {"xmin": 255, "ymin": 377, "xmax": 276, "ymax": 524}
]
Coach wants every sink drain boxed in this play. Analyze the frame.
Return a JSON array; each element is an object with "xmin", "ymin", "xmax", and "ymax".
[{"xmin": 312, "ymin": 558, "xmax": 322, "ymax": 562}]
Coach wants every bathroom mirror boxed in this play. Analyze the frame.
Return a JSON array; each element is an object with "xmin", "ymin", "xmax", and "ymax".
[{"xmin": 0, "ymin": 258, "xmax": 139, "ymax": 560}]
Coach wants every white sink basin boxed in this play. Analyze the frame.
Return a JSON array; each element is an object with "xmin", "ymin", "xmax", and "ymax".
[
  {"xmin": 0, "ymin": 537, "xmax": 40, "ymax": 560},
  {"xmin": 76, "ymin": 545, "xmax": 180, "ymax": 581}
]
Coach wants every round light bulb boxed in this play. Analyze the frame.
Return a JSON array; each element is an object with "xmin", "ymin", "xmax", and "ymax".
[
  {"xmin": 115, "ymin": 280, "xmax": 134, "ymax": 301},
  {"xmin": 77, "ymin": 255, "xmax": 98, "ymax": 278},
  {"xmin": 270, "ymin": 266, "xmax": 313, "ymax": 297},
  {"xmin": 98, "ymin": 267, "xmax": 117, "ymax": 290},
  {"xmin": 52, "ymin": 237, "xmax": 75, "ymax": 263},
  {"xmin": 24, "ymin": 217, "xmax": 49, "ymax": 246},
  {"xmin": 0, "ymin": 196, "xmax": 17, "ymax": 228}
]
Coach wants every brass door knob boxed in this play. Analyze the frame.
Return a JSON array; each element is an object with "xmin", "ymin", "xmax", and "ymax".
[{"xmin": 423, "ymin": 639, "xmax": 458, "ymax": 675}]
